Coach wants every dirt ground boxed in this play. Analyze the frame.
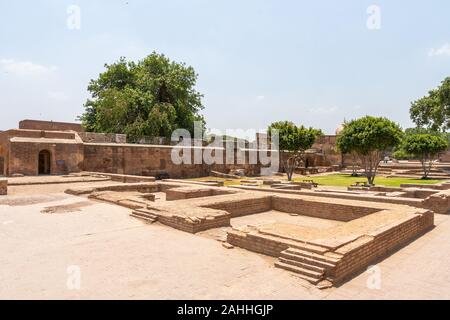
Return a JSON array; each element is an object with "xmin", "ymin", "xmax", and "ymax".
[{"xmin": 1, "ymin": 181, "xmax": 450, "ymax": 299}]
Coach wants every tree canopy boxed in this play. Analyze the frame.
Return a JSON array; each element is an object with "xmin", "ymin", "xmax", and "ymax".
[
  {"xmin": 410, "ymin": 77, "xmax": 450, "ymax": 132},
  {"xmin": 79, "ymin": 52, "xmax": 205, "ymax": 141},
  {"xmin": 401, "ymin": 134, "xmax": 448, "ymax": 178},
  {"xmin": 336, "ymin": 116, "xmax": 403, "ymax": 185},
  {"xmin": 268, "ymin": 121, "xmax": 323, "ymax": 180}
]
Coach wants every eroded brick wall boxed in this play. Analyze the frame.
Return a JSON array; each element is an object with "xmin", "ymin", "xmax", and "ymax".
[
  {"xmin": 331, "ymin": 210, "xmax": 434, "ymax": 283},
  {"xmin": 83, "ymin": 144, "xmax": 209, "ymax": 178},
  {"xmin": 8, "ymin": 142, "xmax": 84, "ymax": 176},
  {"xmin": 82, "ymin": 144, "xmax": 266, "ymax": 178},
  {"xmin": 204, "ymin": 196, "xmax": 272, "ymax": 217},
  {"xmin": 19, "ymin": 120, "xmax": 83, "ymax": 132},
  {"xmin": 272, "ymin": 196, "xmax": 379, "ymax": 221}
]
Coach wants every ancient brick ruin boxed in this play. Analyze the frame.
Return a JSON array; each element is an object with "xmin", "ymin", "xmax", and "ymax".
[
  {"xmin": 0, "ymin": 120, "xmax": 345, "ymax": 178},
  {"xmin": 1, "ymin": 120, "xmax": 448, "ymax": 289},
  {"xmin": 60, "ymin": 176, "xmax": 434, "ymax": 288}
]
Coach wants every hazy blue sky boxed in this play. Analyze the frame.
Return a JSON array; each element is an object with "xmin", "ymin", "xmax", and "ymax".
[{"xmin": 1, "ymin": 0, "xmax": 449, "ymax": 135}]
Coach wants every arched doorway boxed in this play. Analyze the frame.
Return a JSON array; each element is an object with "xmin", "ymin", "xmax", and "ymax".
[{"xmin": 38, "ymin": 150, "xmax": 51, "ymax": 175}]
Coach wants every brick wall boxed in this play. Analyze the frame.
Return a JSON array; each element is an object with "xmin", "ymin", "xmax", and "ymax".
[
  {"xmin": 8, "ymin": 141, "xmax": 84, "ymax": 176},
  {"xmin": 19, "ymin": 120, "xmax": 83, "ymax": 132},
  {"xmin": 83, "ymin": 144, "xmax": 209, "ymax": 178},
  {"xmin": 204, "ymin": 196, "xmax": 272, "ymax": 217},
  {"xmin": 271, "ymin": 196, "xmax": 379, "ymax": 221},
  {"xmin": 78, "ymin": 132, "xmax": 127, "ymax": 144},
  {"xmin": 227, "ymin": 229, "xmax": 290, "ymax": 257},
  {"xmin": 331, "ymin": 210, "xmax": 434, "ymax": 283}
]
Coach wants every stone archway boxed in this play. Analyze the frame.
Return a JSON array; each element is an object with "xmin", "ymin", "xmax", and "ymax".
[{"xmin": 38, "ymin": 150, "xmax": 51, "ymax": 175}]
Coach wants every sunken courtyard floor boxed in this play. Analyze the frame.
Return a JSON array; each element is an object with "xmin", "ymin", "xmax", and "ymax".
[{"xmin": 1, "ymin": 180, "xmax": 450, "ymax": 299}]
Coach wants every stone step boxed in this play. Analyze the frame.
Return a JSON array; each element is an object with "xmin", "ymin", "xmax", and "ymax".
[
  {"xmin": 130, "ymin": 213, "xmax": 157, "ymax": 223},
  {"xmin": 133, "ymin": 209, "xmax": 158, "ymax": 220},
  {"xmin": 278, "ymin": 257, "xmax": 326, "ymax": 274},
  {"xmin": 132, "ymin": 211, "xmax": 158, "ymax": 220},
  {"xmin": 289, "ymin": 242, "xmax": 330, "ymax": 255},
  {"xmin": 284, "ymin": 248, "xmax": 340, "ymax": 265},
  {"xmin": 274, "ymin": 261, "xmax": 323, "ymax": 284},
  {"xmin": 280, "ymin": 251, "xmax": 337, "ymax": 270},
  {"xmin": 130, "ymin": 210, "xmax": 158, "ymax": 223}
]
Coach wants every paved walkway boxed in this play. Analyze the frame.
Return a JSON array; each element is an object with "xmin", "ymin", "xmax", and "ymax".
[{"xmin": 1, "ymin": 189, "xmax": 449, "ymax": 299}]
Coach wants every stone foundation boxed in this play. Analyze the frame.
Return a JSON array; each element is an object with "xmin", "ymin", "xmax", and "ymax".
[{"xmin": 65, "ymin": 180, "xmax": 435, "ymax": 287}]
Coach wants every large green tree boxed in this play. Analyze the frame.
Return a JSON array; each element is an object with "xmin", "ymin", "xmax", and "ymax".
[
  {"xmin": 268, "ymin": 121, "xmax": 322, "ymax": 181},
  {"xmin": 79, "ymin": 52, "xmax": 205, "ymax": 141},
  {"xmin": 336, "ymin": 116, "xmax": 403, "ymax": 185},
  {"xmin": 401, "ymin": 134, "xmax": 448, "ymax": 178},
  {"xmin": 410, "ymin": 77, "xmax": 450, "ymax": 132}
]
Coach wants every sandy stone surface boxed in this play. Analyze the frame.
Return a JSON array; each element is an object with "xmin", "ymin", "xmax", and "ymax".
[
  {"xmin": 230, "ymin": 210, "xmax": 344, "ymax": 229},
  {"xmin": 1, "ymin": 185, "xmax": 450, "ymax": 299},
  {"xmin": 7, "ymin": 181, "xmax": 124, "ymax": 196}
]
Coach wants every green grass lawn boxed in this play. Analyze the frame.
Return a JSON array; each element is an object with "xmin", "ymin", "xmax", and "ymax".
[{"xmin": 294, "ymin": 174, "xmax": 443, "ymax": 188}]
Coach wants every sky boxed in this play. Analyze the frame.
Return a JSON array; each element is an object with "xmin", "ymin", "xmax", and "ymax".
[{"xmin": 0, "ymin": 0, "xmax": 449, "ymax": 136}]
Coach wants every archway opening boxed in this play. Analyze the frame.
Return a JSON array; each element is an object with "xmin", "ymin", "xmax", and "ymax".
[{"xmin": 38, "ymin": 150, "xmax": 51, "ymax": 175}]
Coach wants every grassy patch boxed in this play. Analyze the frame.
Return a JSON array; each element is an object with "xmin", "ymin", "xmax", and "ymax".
[{"xmin": 293, "ymin": 174, "xmax": 443, "ymax": 188}]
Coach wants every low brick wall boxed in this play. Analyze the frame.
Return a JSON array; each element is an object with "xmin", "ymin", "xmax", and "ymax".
[
  {"xmin": 88, "ymin": 172, "xmax": 156, "ymax": 183},
  {"xmin": 400, "ymin": 183, "xmax": 450, "ymax": 190},
  {"xmin": 0, "ymin": 179, "xmax": 7, "ymax": 195},
  {"xmin": 65, "ymin": 182, "xmax": 160, "ymax": 195},
  {"xmin": 422, "ymin": 191, "xmax": 450, "ymax": 214},
  {"xmin": 272, "ymin": 196, "xmax": 379, "ymax": 222},
  {"xmin": 227, "ymin": 230, "xmax": 290, "ymax": 257},
  {"xmin": 166, "ymin": 188, "xmax": 213, "ymax": 201},
  {"xmin": 204, "ymin": 196, "xmax": 272, "ymax": 218},
  {"xmin": 165, "ymin": 187, "xmax": 235, "ymax": 201},
  {"xmin": 157, "ymin": 213, "xmax": 231, "ymax": 233},
  {"xmin": 331, "ymin": 210, "xmax": 434, "ymax": 283}
]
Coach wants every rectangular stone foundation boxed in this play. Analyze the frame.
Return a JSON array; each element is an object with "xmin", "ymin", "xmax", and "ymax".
[
  {"xmin": 227, "ymin": 209, "xmax": 434, "ymax": 286},
  {"xmin": 331, "ymin": 210, "xmax": 434, "ymax": 284},
  {"xmin": 156, "ymin": 213, "xmax": 231, "ymax": 233}
]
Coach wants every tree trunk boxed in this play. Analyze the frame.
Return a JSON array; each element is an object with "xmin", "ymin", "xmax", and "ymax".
[
  {"xmin": 283, "ymin": 158, "xmax": 295, "ymax": 181},
  {"xmin": 361, "ymin": 151, "xmax": 381, "ymax": 186},
  {"xmin": 283, "ymin": 153, "xmax": 302, "ymax": 181}
]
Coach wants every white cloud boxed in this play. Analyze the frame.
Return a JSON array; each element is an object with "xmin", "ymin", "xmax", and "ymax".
[
  {"xmin": 256, "ymin": 95, "xmax": 265, "ymax": 101},
  {"xmin": 0, "ymin": 58, "xmax": 56, "ymax": 76},
  {"xmin": 308, "ymin": 106, "xmax": 339, "ymax": 115},
  {"xmin": 428, "ymin": 43, "xmax": 450, "ymax": 57}
]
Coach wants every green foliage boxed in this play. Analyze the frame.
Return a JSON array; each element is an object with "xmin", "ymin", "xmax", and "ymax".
[
  {"xmin": 336, "ymin": 116, "xmax": 403, "ymax": 156},
  {"xmin": 268, "ymin": 121, "xmax": 323, "ymax": 180},
  {"xmin": 268, "ymin": 121, "xmax": 323, "ymax": 152},
  {"xmin": 402, "ymin": 134, "xmax": 448, "ymax": 158},
  {"xmin": 391, "ymin": 149, "xmax": 413, "ymax": 160},
  {"xmin": 410, "ymin": 77, "xmax": 450, "ymax": 132},
  {"xmin": 336, "ymin": 116, "xmax": 403, "ymax": 184},
  {"xmin": 79, "ymin": 52, "xmax": 205, "ymax": 141},
  {"xmin": 400, "ymin": 133, "xmax": 448, "ymax": 178}
]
